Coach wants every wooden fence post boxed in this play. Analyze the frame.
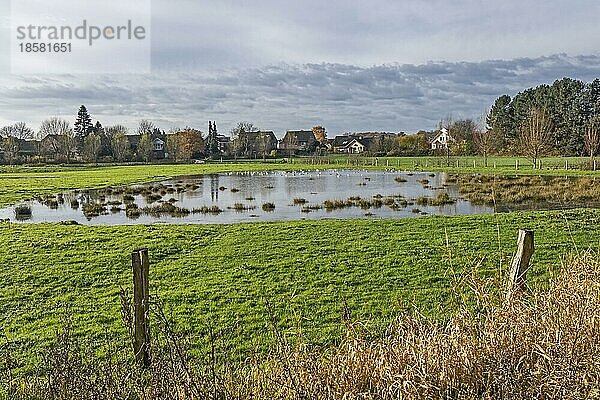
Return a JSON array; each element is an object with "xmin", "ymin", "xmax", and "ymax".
[
  {"xmin": 507, "ymin": 229, "xmax": 534, "ymax": 299},
  {"xmin": 132, "ymin": 248, "xmax": 151, "ymax": 367}
]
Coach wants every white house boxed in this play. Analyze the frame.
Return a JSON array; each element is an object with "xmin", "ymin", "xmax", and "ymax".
[
  {"xmin": 347, "ymin": 139, "xmax": 366, "ymax": 154},
  {"xmin": 430, "ymin": 128, "xmax": 453, "ymax": 150},
  {"xmin": 153, "ymin": 137, "xmax": 165, "ymax": 152}
]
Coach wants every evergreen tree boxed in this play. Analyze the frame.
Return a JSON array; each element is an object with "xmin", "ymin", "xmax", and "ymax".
[
  {"xmin": 74, "ymin": 105, "xmax": 93, "ymax": 144},
  {"xmin": 487, "ymin": 78, "xmax": 600, "ymax": 156},
  {"xmin": 486, "ymin": 95, "xmax": 513, "ymax": 149}
]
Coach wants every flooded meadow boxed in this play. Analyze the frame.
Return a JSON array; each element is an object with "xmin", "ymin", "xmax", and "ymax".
[{"xmin": 1, "ymin": 170, "xmax": 498, "ymax": 225}]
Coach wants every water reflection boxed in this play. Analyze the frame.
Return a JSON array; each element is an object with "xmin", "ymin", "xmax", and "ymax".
[{"xmin": 1, "ymin": 170, "xmax": 494, "ymax": 225}]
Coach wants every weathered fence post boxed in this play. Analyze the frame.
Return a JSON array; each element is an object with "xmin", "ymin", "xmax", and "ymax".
[
  {"xmin": 507, "ymin": 229, "xmax": 534, "ymax": 300},
  {"xmin": 132, "ymin": 248, "xmax": 151, "ymax": 367}
]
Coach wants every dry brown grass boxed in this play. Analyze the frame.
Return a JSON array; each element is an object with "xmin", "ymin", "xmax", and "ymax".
[
  {"xmin": 3, "ymin": 252, "xmax": 600, "ymax": 399},
  {"xmin": 230, "ymin": 251, "xmax": 600, "ymax": 399},
  {"xmin": 453, "ymin": 174, "xmax": 600, "ymax": 208}
]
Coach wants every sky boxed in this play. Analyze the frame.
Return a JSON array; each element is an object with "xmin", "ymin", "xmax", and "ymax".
[{"xmin": 1, "ymin": 0, "xmax": 600, "ymax": 137}]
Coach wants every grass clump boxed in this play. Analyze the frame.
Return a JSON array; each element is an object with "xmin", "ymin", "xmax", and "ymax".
[
  {"xmin": 14, "ymin": 204, "xmax": 32, "ymax": 220},
  {"xmin": 229, "ymin": 203, "xmax": 256, "ymax": 211},
  {"xmin": 301, "ymin": 205, "xmax": 323, "ymax": 213},
  {"xmin": 82, "ymin": 203, "xmax": 107, "ymax": 218},
  {"xmin": 125, "ymin": 203, "xmax": 141, "ymax": 219},
  {"xmin": 142, "ymin": 203, "xmax": 190, "ymax": 217},
  {"xmin": 192, "ymin": 206, "xmax": 223, "ymax": 215},
  {"xmin": 416, "ymin": 192, "xmax": 456, "ymax": 206},
  {"xmin": 262, "ymin": 203, "xmax": 276, "ymax": 212}
]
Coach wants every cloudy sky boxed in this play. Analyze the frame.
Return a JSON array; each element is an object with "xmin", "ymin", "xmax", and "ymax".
[{"xmin": 1, "ymin": 0, "xmax": 600, "ymax": 136}]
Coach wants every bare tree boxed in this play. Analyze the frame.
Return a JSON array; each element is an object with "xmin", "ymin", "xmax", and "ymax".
[
  {"xmin": 83, "ymin": 132, "xmax": 102, "ymax": 162},
  {"xmin": 1, "ymin": 137, "xmax": 19, "ymax": 163},
  {"xmin": 230, "ymin": 122, "xmax": 258, "ymax": 158},
  {"xmin": 1, "ymin": 122, "xmax": 35, "ymax": 140},
  {"xmin": 103, "ymin": 125, "xmax": 129, "ymax": 160},
  {"xmin": 59, "ymin": 130, "xmax": 77, "ymax": 162},
  {"xmin": 473, "ymin": 130, "xmax": 497, "ymax": 167},
  {"xmin": 105, "ymin": 124, "xmax": 129, "ymax": 139},
  {"xmin": 474, "ymin": 116, "xmax": 498, "ymax": 167},
  {"xmin": 0, "ymin": 122, "xmax": 35, "ymax": 162},
  {"xmin": 111, "ymin": 131, "xmax": 131, "ymax": 162},
  {"xmin": 39, "ymin": 117, "xmax": 71, "ymax": 138},
  {"xmin": 584, "ymin": 116, "xmax": 600, "ymax": 168},
  {"xmin": 518, "ymin": 107, "xmax": 553, "ymax": 169},
  {"xmin": 39, "ymin": 118, "xmax": 77, "ymax": 162},
  {"xmin": 137, "ymin": 120, "xmax": 156, "ymax": 136}
]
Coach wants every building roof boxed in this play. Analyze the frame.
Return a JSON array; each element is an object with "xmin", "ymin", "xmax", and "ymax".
[
  {"xmin": 332, "ymin": 135, "xmax": 369, "ymax": 149},
  {"xmin": 332, "ymin": 135, "xmax": 354, "ymax": 147},
  {"xmin": 430, "ymin": 129, "xmax": 453, "ymax": 144},
  {"xmin": 126, "ymin": 134, "xmax": 141, "ymax": 147},
  {"xmin": 16, "ymin": 139, "xmax": 38, "ymax": 153},
  {"xmin": 285, "ymin": 130, "xmax": 316, "ymax": 142}
]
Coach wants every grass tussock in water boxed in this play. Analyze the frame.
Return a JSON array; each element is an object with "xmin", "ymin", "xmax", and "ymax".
[
  {"xmin": 81, "ymin": 203, "xmax": 107, "ymax": 218},
  {"xmin": 229, "ymin": 203, "xmax": 256, "ymax": 212},
  {"xmin": 262, "ymin": 202, "xmax": 276, "ymax": 212},
  {"xmin": 14, "ymin": 204, "xmax": 32, "ymax": 217},
  {"xmin": 415, "ymin": 192, "xmax": 456, "ymax": 206},
  {"xmin": 4, "ymin": 252, "xmax": 600, "ymax": 399},
  {"xmin": 192, "ymin": 206, "xmax": 223, "ymax": 215},
  {"xmin": 142, "ymin": 203, "xmax": 190, "ymax": 218}
]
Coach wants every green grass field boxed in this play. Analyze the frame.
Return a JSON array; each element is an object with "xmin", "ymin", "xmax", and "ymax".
[
  {"xmin": 1, "ymin": 158, "xmax": 600, "ymax": 372},
  {"xmin": 0, "ymin": 156, "xmax": 598, "ymax": 208},
  {"xmin": 2, "ymin": 209, "xmax": 600, "ymax": 371}
]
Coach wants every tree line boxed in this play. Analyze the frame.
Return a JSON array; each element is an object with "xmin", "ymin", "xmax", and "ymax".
[
  {"xmin": 485, "ymin": 77, "xmax": 600, "ymax": 165},
  {"xmin": 0, "ymin": 106, "xmax": 209, "ymax": 163},
  {"xmin": 1, "ymin": 78, "xmax": 600, "ymax": 165}
]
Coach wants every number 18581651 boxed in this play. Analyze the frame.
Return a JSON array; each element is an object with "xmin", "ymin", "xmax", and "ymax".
[{"xmin": 18, "ymin": 43, "xmax": 72, "ymax": 53}]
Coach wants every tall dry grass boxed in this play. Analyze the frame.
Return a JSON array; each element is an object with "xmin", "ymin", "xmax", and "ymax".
[
  {"xmin": 454, "ymin": 174, "xmax": 600, "ymax": 207},
  {"xmin": 2, "ymin": 252, "xmax": 600, "ymax": 399},
  {"xmin": 237, "ymin": 251, "xmax": 600, "ymax": 399}
]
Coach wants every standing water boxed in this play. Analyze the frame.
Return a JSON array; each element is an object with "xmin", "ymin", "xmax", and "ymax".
[{"xmin": 0, "ymin": 170, "xmax": 493, "ymax": 225}]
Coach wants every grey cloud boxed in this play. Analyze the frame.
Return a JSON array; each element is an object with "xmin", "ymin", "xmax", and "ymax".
[{"xmin": 0, "ymin": 53, "xmax": 599, "ymax": 136}]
